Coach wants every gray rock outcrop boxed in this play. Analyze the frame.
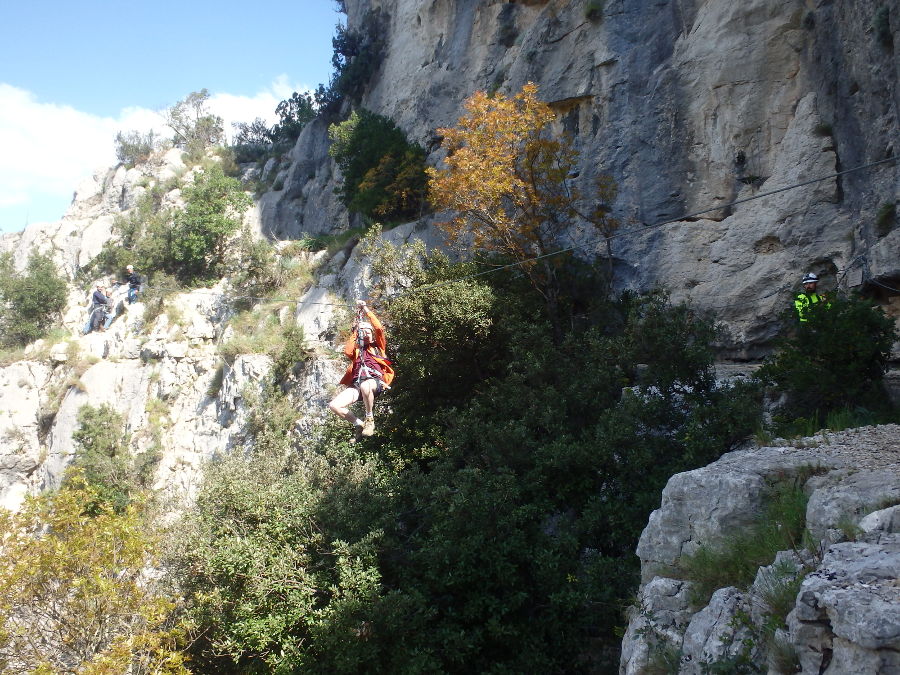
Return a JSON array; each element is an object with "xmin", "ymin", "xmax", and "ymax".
[{"xmin": 621, "ymin": 424, "xmax": 900, "ymax": 674}]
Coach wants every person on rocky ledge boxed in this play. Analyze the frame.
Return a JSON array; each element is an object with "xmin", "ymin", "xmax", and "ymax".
[
  {"xmin": 794, "ymin": 272, "xmax": 827, "ymax": 322},
  {"xmin": 85, "ymin": 283, "xmax": 110, "ymax": 334},
  {"xmin": 328, "ymin": 300, "xmax": 394, "ymax": 439},
  {"xmin": 118, "ymin": 264, "xmax": 141, "ymax": 304}
]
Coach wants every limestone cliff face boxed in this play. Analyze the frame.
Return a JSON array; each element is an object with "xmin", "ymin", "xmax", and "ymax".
[
  {"xmin": 268, "ymin": 0, "xmax": 899, "ymax": 356},
  {"xmin": 620, "ymin": 424, "xmax": 900, "ymax": 674},
  {"xmin": 0, "ymin": 150, "xmax": 432, "ymax": 511}
]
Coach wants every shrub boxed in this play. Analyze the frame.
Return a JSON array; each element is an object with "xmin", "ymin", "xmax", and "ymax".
[
  {"xmin": 172, "ymin": 437, "xmax": 390, "ymax": 673},
  {"xmin": 271, "ymin": 91, "xmax": 316, "ymax": 146},
  {"xmin": 585, "ymin": 0, "xmax": 604, "ymax": 21},
  {"xmin": 328, "ymin": 109, "xmax": 427, "ymax": 222},
  {"xmin": 115, "ymin": 129, "xmax": 161, "ymax": 167},
  {"xmin": 0, "ymin": 251, "xmax": 68, "ymax": 347},
  {"xmin": 758, "ymin": 295, "xmax": 897, "ymax": 431},
  {"xmin": 315, "ymin": 9, "xmax": 388, "ymax": 114},
  {"xmin": 231, "ymin": 117, "xmax": 274, "ymax": 163},
  {"xmin": 170, "ymin": 165, "xmax": 252, "ymax": 281},
  {"xmin": 141, "ymin": 271, "xmax": 182, "ymax": 326},
  {"xmin": 164, "ymin": 89, "xmax": 225, "ymax": 163},
  {"xmin": 67, "ymin": 403, "xmax": 157, "ymax": 513}
]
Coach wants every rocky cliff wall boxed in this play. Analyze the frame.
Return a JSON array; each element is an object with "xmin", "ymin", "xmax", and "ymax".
[
  {"xmin": 620, "ymin": 424, "xmax": 900, "ymax": 674},
  {"xmin": 266, "ymin": 0, "xmax": 899, "ymax": 356}
]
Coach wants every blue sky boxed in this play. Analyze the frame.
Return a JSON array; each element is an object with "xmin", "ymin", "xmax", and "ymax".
[{"xmin": 0, "ymin": 1, "xmax": 342, "ymax": 233}]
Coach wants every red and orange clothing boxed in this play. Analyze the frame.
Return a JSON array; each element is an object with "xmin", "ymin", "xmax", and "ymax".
[{"xmin": 339, "ymin": 308, "xmax": 395, "ymax": 388}]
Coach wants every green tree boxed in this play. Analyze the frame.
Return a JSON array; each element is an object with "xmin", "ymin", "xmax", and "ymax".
[
  {"xmin": 328, "ymin": 109, "xmax": 427, "ymax": 222},
  {"xmin": 170, "ymin": 165, "xmax": 252, "ymax": 281},
  {"xmin": 173, "ymin": 436, "xmax": 390, "ymax": 673},
  {"xmin": 0, "ymin": 479, "xmax": 188, "ymax": 674},
  {"xmin": 68, "ymin": 404, "xmax": 157, "ymax": 513},
  {"xmin": 231, "ymin": 117, "xmax": 273, "ymax": 163},
  {"xmin": 272, "ymin": 91, "xmax": 316, "ymax": 145},
  {"xmin": 115, "ymin": 129, "xmax": 161, "ymax": 168},
  {"xmin": 164, "ymin": 89, "xmax": 224, "ymax": 162},
  {"xmin": 315, "ymin": 10, "xmax": 388, "ymax": 114},
  {"xmin": 759, "ymin": 294, "xmax": 898, "ymax": 429},
  {"xmin": 0, "ymin": 251, "xmax": 68, "ymax": 347}
]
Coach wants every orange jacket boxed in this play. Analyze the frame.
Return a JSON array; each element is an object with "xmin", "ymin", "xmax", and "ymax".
[{"xmin": 340, "ymin": 308, "xmax": 395, "ymax": 387}]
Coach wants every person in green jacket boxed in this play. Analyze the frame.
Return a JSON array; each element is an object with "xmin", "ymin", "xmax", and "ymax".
[{"xmin": 794, "ymin": 272, "xmax": 826, "ymax": 322}]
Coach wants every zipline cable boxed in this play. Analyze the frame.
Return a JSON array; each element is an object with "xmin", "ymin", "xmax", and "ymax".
[
  {"xmin": 399, "ymin": 155, "xmax": 898, "ymax": 298},
  {"xmin": 135, "ymin": 155, "xmax": 897, "ymax": 309}
]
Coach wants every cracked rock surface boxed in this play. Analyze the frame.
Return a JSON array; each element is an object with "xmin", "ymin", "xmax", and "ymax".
[{"xmin": 621, "ymin": 425, "xmax": 900, "ymax": 674}]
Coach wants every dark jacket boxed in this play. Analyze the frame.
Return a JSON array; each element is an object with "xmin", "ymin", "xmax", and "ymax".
[
  {"xmin": 91, "ymin": 289, "xmax": 109, "ymax": 308},
  {"xmin": 124, "ymin": 272, "xmax": 141, "ymax": 288}
]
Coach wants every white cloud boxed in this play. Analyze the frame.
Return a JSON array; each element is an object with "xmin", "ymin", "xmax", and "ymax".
[{"xmin": 0, "ymin": 78, "xmax": 311, "ymax": 232}]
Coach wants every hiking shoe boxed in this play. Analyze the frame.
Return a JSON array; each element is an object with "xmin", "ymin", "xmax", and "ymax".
[
  {"xmin": 362, "ymin": 418, "xmax": 375, "ymax": 437},
  {"xmin": 352, "ymin": 424, "xmax": 364, "ymax": 442}
]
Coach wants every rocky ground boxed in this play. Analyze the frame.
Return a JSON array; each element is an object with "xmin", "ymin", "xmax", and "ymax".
[{"xmin": 621, "ymin": 424, "xmax": 900, "ymax": 674}]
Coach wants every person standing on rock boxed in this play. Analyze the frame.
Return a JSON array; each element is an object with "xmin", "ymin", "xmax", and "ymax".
[
  {"xmin": 794, "ymin": 272, "xmax": 826, "ymax": 322},
  {"xmin": 328, "ymin": 300, "xmax": 394, "ymax": 439},
  {"xmin": 119, "ymin": 264, "xmax": 141, "ymax": 304}
]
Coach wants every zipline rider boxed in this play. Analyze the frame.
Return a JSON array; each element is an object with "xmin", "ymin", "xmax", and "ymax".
[
  {"xmin": 794, "ymin": 272, "xmax": 827, "ymax": 322},
  {"xmin": 328, "ymin": 300, "xmax": 394, "ymax": 438}
]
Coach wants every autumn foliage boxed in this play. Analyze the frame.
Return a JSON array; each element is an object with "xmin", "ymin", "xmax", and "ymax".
[
  {"xmin": 0, "ymin": 478, "xmax": 189, "ymax": 674},
  {"xmin": 427, "ymin": 83, "xmax": 619, "ymax": 321}
]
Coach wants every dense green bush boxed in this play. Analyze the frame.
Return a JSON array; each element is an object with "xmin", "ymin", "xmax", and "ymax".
[
  {"xmin": 758, "ymin": 294, "xmax": 897, "ymax": 432},
  {"xmin": 0, "ymin": 251, "xmax": 68, "ymax": 347},
  {"xmin": 173, "ymin": 412, "xmax": 392, "ymax": 673},
  {"xmin": 93, "ymin": 165, "xmax": 251, "ymax": 285},
  {"xmin": 170, "ymin": 165, "xmax": 252, "ymax": 281},
  {"xmin": 328, "ymin": 109, "xmax": 427, "ymax": 222},
  {"xmin": 272, "ymin": 91, "xmax": 316, "ymax": 146}
]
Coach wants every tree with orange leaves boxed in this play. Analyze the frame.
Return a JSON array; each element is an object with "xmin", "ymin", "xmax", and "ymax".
[{"xmin": 427, "ymin": 82, "xmax": 618, "ymax": 332}]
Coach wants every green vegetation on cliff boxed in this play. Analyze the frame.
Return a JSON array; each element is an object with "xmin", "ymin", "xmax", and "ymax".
[
  {"xmin": 0, "ymin": 251, "xmax": 68, "ymax": 347},
  {"xmin": 173, "ymin": 231, "xmax": 761, "ymax": 673}
]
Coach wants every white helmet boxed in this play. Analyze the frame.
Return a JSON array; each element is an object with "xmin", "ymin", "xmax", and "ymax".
[{"xmin": 801, "ymin": 272, "xmax": 818, "ymax": 284}]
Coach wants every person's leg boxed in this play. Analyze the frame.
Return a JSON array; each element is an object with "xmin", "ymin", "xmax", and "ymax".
[
  {"xmin": 359, "ymin": 379, "xmax": 379, "ymax": 436},
  {"xmin": 328, "ymin": 387, "xmax": 363, "ymax": 427},
  {"xmin": 359, "ymin": 379, "xmax": 377, "ymax": 418}
]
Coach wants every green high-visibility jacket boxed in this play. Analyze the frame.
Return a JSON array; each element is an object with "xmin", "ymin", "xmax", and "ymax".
[{"xmin": 794, "ymin": 292, "xmax": 823, "ymax": 322}]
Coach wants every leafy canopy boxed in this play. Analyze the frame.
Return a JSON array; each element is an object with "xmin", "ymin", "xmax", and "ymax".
[
  {"xmin": 759, "ymin": 294, "xmax": 898, "ymax": 431},
  {"xmin": 164, "ymin": 89, "xmax": 224, "ymax": 162},
  {"xmin": 0, "ymin": 478, "xmax": 188, "ymax": 674},
  {"xmin": 427, "ymin": 83, "xmax": 619, "ymax": 322},
  {"xmin": 175, "ymin": 230, "xmax": 761, "ymax": 672}
]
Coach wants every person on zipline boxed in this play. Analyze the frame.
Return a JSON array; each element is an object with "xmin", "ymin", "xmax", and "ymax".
[{"xmin": 328, "ymin": 300, "xmax": 394, "ymax": 438}]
